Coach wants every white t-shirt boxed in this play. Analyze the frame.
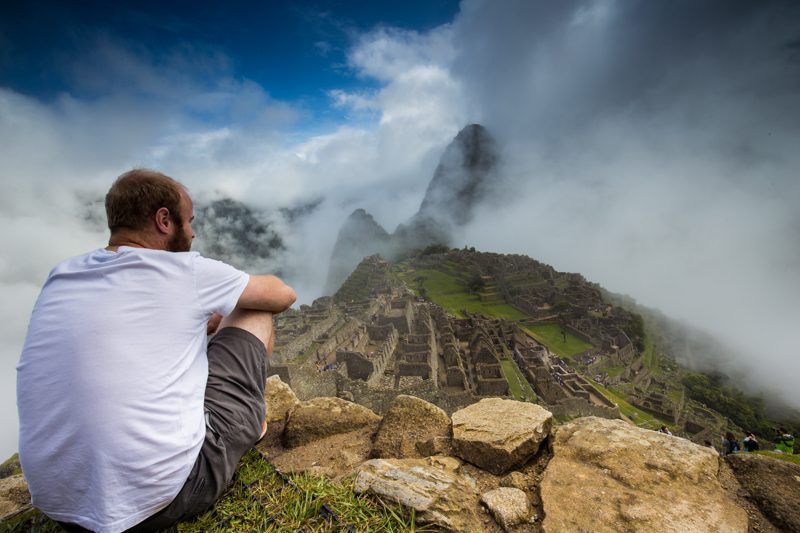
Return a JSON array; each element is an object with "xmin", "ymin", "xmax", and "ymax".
[{"xmin": 17, "ymin": 247, "xmax": 249, "ymax": 533}]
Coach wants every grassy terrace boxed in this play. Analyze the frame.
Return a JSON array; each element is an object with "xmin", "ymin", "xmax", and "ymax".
[
  {"xmin": 521, "ymin": 324, "xmax": 593, "ymax": 360},
  {"xmin": 753, "ymin": 450, "xmax": 800, "ymax": 465},
  {"xmin": 500, "ymin": 358, "xmax": 537, "ymax": 402},
  {"xmin": 589, "ymin": 379, "xmax": 675, "ymax": 432},
  {"xmin": 3, "ymin": 450, "xmax": 425, "ymax": 533},
  {"xmin": 398, "ymin": 268, "xmax": 527, "ymax": 320},
  {"xmin": 641, "ymin": 331, "xmax": 658, "ymax": 371}
]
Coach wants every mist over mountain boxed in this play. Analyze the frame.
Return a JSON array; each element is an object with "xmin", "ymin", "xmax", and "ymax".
[
  {"xmin": 325, "ymin": 124, "xmax": 500, "ymax": 293},
  {"xmin": 193, "ymin": 198, "xmax": 287, "ymax": 275},
  {"xmin": 2, "ymin": 0, "xmax": 799, "ymax": 462}
]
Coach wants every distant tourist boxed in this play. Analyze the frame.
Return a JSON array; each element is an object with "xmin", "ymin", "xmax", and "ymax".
[
  {"xmin": 743, "ymin": 432, "xmax": 760, "ymax": 452},
  {"xmin": 722, "ymin": 432, "xmax": 740, "ymax": 455},
  {"xmin": 775, "ymin": 427, "xmax": 795, "ymax": 454},
  {"xmin": 658, "ymin": 425, "xmax": 673, "ymax": 436}
]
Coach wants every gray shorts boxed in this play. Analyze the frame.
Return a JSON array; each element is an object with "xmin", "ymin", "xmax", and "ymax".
[{"xmin": 125, "ymin": 326, "xmax": 269, "ymax": 532}]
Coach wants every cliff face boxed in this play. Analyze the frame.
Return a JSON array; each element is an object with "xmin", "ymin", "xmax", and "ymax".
[{"xmin": 324, "ymin": 124, "xmax": 500, "ymax": 294}]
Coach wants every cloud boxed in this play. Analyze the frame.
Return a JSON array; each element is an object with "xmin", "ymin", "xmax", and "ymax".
[
  {"xmin": 4, "ymin": 0, "xmax": 799, "ymax": 458},
  {"xmin": 0, "ymin": 24, "xmax": 463, "ymax": 457},
  {"xmin": 448, "ymin": 0, "xmax": 800, "ymax": 405}
]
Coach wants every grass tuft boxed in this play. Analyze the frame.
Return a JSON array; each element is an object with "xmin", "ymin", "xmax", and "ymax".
[{"xmin": 1, "ymin": 449, "xmax": 428, "ymax": 532}]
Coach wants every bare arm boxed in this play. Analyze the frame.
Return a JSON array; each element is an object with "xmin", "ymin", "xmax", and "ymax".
[{"xmin": 235, "ymin": 274, "xmax": 297, "ymax": 313}]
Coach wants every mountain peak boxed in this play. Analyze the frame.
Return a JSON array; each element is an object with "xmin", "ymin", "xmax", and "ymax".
[{"xmin": 325, "ymin": 124, "xmax": 501, "ymax": 294}]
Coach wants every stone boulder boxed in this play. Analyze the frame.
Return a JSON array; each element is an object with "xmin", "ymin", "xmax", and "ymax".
[
  {"xmin": 480, "ymin": 487, "xmax": 532, "ymax": 531},
  {"xmin": 451, "ymin": 398, "xmax": 552, "ymax": 475},
  {"xmin": 264, "ymin": 375, "xmax": 300, "ymax": 423},
  {"xmin": 726, "ymin": 452, "xmax": 800, "ymax": 532},
  {"xmin": 283, "ymin": 397, "xmax": 380, "ymax": 448},
  {"xmin": 371, "ymin": 395, "xmax": 451, "ymax": 459},
  {"xmin": 0, "ymin": 474, "xmax": 29, "ymax": 520},
  {"xmin": 354, "ymin": 456, "xmax": 485, "ymax": 532},
  {"xmin": 540, "ymin": 417, "xmax": 748, "ymax": 533}
]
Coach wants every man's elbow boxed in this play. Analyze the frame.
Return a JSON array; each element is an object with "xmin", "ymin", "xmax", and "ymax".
[
  {"xmin": 237, "ymin": 275, "xmax": 298, "ymax": 313},
  {"xmin": 276, "ymin": 285, "xmax": 298, "ymax": 311}
]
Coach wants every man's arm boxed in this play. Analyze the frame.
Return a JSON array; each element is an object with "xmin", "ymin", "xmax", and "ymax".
[{"xmin": 235, "ymin": 274, "xmax": 297, "ymax": 313}]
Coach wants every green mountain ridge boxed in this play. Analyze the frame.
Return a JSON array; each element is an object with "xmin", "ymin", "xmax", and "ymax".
[{"xmin": 335, "ymin": 246, "xmax": 798, "ymax": 439}]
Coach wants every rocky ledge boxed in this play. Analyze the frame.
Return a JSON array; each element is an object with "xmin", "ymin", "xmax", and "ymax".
[
  {"xmin": 3, "ymin": 378, "xmax": 795, "ymax": 532},
  {"xmin": 261, "ymin": 378, "xmax": 774, "ymax": 532}
]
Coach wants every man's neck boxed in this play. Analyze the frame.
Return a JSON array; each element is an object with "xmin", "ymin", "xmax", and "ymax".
[{"xmin": 106, "ymin": 232, "xmax": 160, "ymax": 252}]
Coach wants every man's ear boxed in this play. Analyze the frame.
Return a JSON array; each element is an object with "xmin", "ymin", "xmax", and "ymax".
[{"xmin": 155, "ymin": 207, "xmax": 171, "ymax": 234}]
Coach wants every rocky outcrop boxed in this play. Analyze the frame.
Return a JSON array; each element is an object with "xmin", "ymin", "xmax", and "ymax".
[
  {"xmin": 540, "ymin": 417, "xmax": 748, "ymax": 533},
  {"xmin": 264, "ymin": 375, "xmax": 300, "ymax": 423},
  {"xmin": 283, "ymin": 397, "xmax": 381, "ymax": 448},
  {"xmin": 354, "ymin": 456, "xmax": 486, "ymax": 532},
  {"xmin": 451, "ymin": 398, "xmax": 552, "ymax": 475},
  {"xmin": 371, "ymin": 395, "xmax": 451, "ymax": 459},
  {"xmin": 256, "ymin": 384, "xmax": 766, "ymax": 532},
  {"xmin": 726, "ymin": 452, "xmax": 800, "ymax": 532},
  {"xmin": 0, "ymin": 474, "xmax": 29, "ymax": 520}
]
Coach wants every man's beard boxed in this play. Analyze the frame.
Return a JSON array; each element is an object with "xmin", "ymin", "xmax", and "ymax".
[{"xmin": 167, "ymin": 227, "xmax": 192, "ymax": 252}]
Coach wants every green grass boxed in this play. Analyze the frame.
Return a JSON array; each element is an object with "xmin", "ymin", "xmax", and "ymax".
[
  {"xmin": 295, "ymin": 341, "xmax": 320, "ymax": 364},
  {"xmin": 2, "ymin": 449, "xmax": 427, "ymax": 533},
  {"xmin": 399, "ymin": 268, "xmax": 527, "ymax": 320},
  {"xmin": 589, "ymin": 380, "xmax": 674, "ymax": 431},
  {"xmin": 0, "ymin": 452, "xmax": 21, "ymax": 478},
  {"xmin": 641, "ymin": 331, "xmax": 657, "ymax": 371},
  {"xmin": 604, "ymin": 365, "xmax": 626, "ymax": 378},
  {"xmin": 753, "ymin": 450, "xmax": 800, "ymax": 465},
  {"xmin": 521, "ymin": 324, "xmax": 593, "ymax": 359},
  {"xmin": 500, "ymin": 359, "xmax": 537, "ymax": 402}
]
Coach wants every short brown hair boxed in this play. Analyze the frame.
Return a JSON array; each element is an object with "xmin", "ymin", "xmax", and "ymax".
[{"xmin": 105, "ymin": 169, "xmax": 185, "ymax": 232}]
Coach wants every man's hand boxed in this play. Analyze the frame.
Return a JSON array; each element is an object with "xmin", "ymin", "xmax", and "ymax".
[{"xmin": 207, "ymin": 313, "xmax": 222, "ymax": 335}]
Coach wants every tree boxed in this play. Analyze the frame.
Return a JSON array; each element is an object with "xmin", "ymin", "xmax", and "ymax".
[{"xmin": 466, "ymin": 274, "xmax": 485, "ymax": 294}]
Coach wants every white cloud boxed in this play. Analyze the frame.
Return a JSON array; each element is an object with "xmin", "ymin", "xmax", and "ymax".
[
  {"xmin": 4, "ymin": 0, "xmax": 799, "ymax": 458},
  {"xmin": 0, "ymin": 24, "xmax": 465, "ymax": 457}
]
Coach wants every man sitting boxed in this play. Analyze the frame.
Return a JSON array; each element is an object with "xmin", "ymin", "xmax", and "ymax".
[{"xmin": 17, "ymin": 169, "xmax": 296, "ymax": 532}]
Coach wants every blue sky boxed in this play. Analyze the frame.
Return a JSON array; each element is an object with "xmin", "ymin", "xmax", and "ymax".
[
  {"xmin": 1, "ymin": 0, "xmax": 458, "ymax": 127},
  {"xmin": 1, "ymin": 0, "xmax": 799, "ymax": 458}
]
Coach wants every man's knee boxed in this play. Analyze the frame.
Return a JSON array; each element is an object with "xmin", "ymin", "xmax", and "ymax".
[{"xmin": 217, "ymin": 309, "xmax": 273, "ymax": 351}]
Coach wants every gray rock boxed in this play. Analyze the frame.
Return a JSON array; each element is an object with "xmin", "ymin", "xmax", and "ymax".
[
  {"xmin": 337, "ymin": 390, "xmax": 355, "ymax": 402},
  {"xmin": 451, "ymin": 398, "xmax": 552, "ymax": 475},
  {"xmin": 416, "ymin": 436, "xmax": 453, "ymax": 457},
  {"xmin": 354, "ymin": 456, "xmax": 483, "ymax": 532},
  {"xmin": 283, "ymin": 397, "xmax": 380, "ymax": 448},
  {"xmin": 371, "ymin": 395, "xmax": 451, "ymax": 459},
  {"xmin": 264, "ymin": 375, "xmax": 299, "ymax": 423},
  {"xmin": 540, "ymin": 417, "xmax": 748, "ymax": 533},
  {"xmin": 726, "ymin": 452, "xmax": 800, "ymax": 532},
  {"xmin": 0, "ymin": 474, "xmax": 29, "ymax": 520},
  {"xmin": 500, "ymin": 471, "xmax": 532, "ymax": 492},
  {"xmin": 480, "ymin": 487, "xmax": 531, "ymax": 531}
]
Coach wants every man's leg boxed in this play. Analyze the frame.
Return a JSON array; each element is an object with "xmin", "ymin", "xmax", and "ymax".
[
  {"xmin": 218, "ymin": 308, "xmax": 274, "ymax": 353},
  {"xmin": 125, "ymin": 311, "xmax": 273, "ymax": 532}
]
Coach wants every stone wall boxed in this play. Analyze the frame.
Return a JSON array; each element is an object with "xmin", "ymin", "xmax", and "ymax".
[
  {"xmin": 336, "ymin": 374, "xmax": 474, "ymax": 416},
  {"xmin": 316, "ymin": 318, "xmax": 359, "ymax": 357},
  {"xmin": 337, "ymin": 351, "xmax": 375, "ymax": 381},
  {"xmin": 269, "ymin": 364, "xmax": 337, "ymax": 400},
  {"xmin": 273, "ymin": 313, "xmax": 339, "ymax": 363},
  {"xmin": 367, "ymin": 323, "xmax": 394, "ymax": 341},
  {"xmin": 397, "ymin": 362, "xmax": 431, "ymax": 379}
]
